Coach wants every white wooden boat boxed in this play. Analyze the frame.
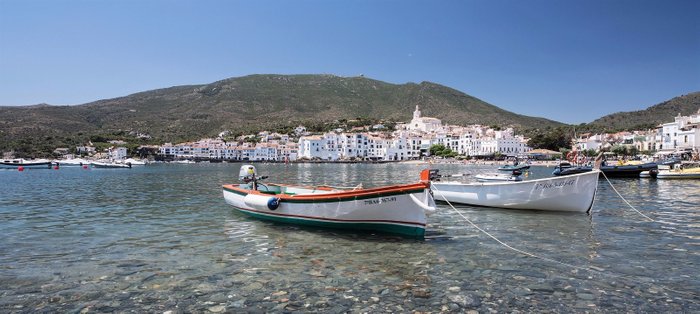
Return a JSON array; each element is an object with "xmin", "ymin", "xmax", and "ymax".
[
  {"xmin": 431, "ymin": 170, "xmax": 601, "ymax": 213},
  {"xmin": 222, "ymin": 165, "xmax": 436, "ymax": 237},
  {"xmin": 0, "ymin": 158, "xmax": 53, "ymax": 169}
]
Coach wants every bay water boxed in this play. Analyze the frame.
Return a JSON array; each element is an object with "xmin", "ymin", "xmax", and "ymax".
[{"xmin": 1, "ymin": 163, "xmax": 698, "ymax": 312}]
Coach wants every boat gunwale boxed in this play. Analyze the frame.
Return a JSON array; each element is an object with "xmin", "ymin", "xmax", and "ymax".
[
  {"xmin": 435, "ymin": 169, "xmax": 601, "ymax": 187},
  {"xmin": 223, "ymin": 182, "xmax": 429, "ymax": 201}
]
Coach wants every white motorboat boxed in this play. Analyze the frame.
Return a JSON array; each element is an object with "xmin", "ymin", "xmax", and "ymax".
[
  {"xmin": 122, "ymin": 158, "xmax": 147, "ymax": 165},
  {"xmin": 0, "ymin": 158, "xmax": 54, "ymax": 169},
  {"xmin": 474, "ymin": 173, "xmax": 523, "ymax": 182},
  {"xmin": 431, "ymin": 169, "xmax": 601, "ymax": 213},
  {"xmin": 656, "ymin": 163, "xmax": 700, "ymax": 179},
  {"xmin": 54, "ymin": 158, "xmax": 89, "ymax": 167},
  {"xmin": 91, "ymin": 161, "xmax": 132, "ymax": 169},
  {"xmin": 222, "ymin": 165, "xmax": 436, "ymax": 237}
]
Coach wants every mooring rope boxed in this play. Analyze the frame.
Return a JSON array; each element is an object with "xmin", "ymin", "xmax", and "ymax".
[
  {"xmin": 429, "ymin": 183, "xmax": 698, "ymax": 300},
  {"xmin": 600, "ymin": 171, "xmax": 655, "ymax": 222},
  {"xmin": 430, "ymin": 184, "xmax": 590, "ymax": 271}
]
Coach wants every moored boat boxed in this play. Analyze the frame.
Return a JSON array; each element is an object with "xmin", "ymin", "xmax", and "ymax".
[
  {"xmin": 553, "ymin": 161, "xmax": 658, "ymax": 178},
  {"xmin": 92, "ymin": 161, "xmax": 132, "ymax": 169},
  {"xmin": 0, "ymin": 158, "xmax": 53, "ymax": 169},
  {"xmin": 600, "ymin": 162, "xmax": 658, "ymax": 178},
  {"xmin": 431, "ymin": 169, "xmax": 601, "ymax": 212},
  {"xmin": 656, "ymin": 163, "xmax": 700, "ymax": 179},
  {"xmin": 474, "ymin": 170, "xmax": 523, "ymax": 182},
  {"xmin": 497, "ymin": 163, "xmax": 530, "ymax": 171},
  {"xmin": 222, "ymin": 165, "xmax": 436, "ymax": 237},
  {"xmin": 54, "ymin": 158, "xmax": 89, "ymax": 167}
]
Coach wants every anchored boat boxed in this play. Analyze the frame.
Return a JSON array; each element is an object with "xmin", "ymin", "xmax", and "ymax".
[
  {"xmin": 431, "ymin": 169, "xmax": 601, "ymax": 213},
  {"xmin": 222, "ymin": 165, "xmax": 436, "ymax": 237},
  {"xmin": 656, "ymin": 163, "xmax": 700, "ymax": 179},
  {"xmin": 91, "ymin": 161, "xmax": 132, "ymax": 169},
  {"xmin": 0, "ymin": 158, "xmax": 54, "ymax": 169}
]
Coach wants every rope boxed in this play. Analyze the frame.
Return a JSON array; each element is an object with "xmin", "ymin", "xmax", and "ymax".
[
  {"xmin": 430, "ymin": 184, "xmax": 591, "ymax": 271},
  {"xmin": 429, "ymin": 183, "xmax": 698, "ymax": 300},
  {"xmin": 600, "ymin": 171, "xmax": 654, "ymax": 222}
]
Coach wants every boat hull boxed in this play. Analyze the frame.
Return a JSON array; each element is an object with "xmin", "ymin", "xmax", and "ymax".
[
  {"xmin": 553, "ymin": 163, "xmax": 658, "ymax": 178},
  {"xmin": 222, "ymin": 182, "xmax": 435, "ymax": 237},
  {"xmin": 498, "ymin": 165, "xmax": 530, "ymax": 171},
  {"xmin": 0, "ymin": 160, "xmax": 53, "ymax": 169},
  {"xmin": 92, "ymin": 162, "xmax": 132, "ymax": 168},
  {"xmin": 432, "ymin": 170, "xmax": 600, "ymax": 212},
  {"xmin": 656, "ymin": 171, "xmax": 700, "ymax": 179}
]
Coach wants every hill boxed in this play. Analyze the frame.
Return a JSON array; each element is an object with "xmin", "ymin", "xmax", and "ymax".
[
  {"xmin": 586, "ymin": 92, "xmax": 700, "ymax": 131},
  {"xmin": 0, "ymin": 74, "xmax": 564, "ymax": 156}
]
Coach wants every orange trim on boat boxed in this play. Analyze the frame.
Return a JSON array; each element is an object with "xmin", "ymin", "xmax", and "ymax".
[{"xmin": 222, "ymin": 182, "xmax": 429, "ymax": 201}]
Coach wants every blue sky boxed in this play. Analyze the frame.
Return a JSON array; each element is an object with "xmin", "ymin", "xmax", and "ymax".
[{"xmin": 0, "ymin": 0, "xmax": 698, "ymax": 124}]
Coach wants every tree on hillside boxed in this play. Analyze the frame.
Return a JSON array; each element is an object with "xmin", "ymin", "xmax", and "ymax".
[
  {"xmin": 429, "ymin": 144, "xmax": 457, "ymax": 158},
  {"xmin": 526, "ymin": 127, "xmax": 572, "ymax": 151}
]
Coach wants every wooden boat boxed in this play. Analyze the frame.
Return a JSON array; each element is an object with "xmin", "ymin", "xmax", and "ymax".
[
  {"xmin": 656, "ymin": 163, "xmax": 700, "ymax": 179},
  {"xmin": 222, "ymin": 165, "xmax": 436, "ymax": 237},
  {"xmin": 0, "ymin": 158, "xmax": 53, "ymax": 169},
  {"xmin": 431, "ymin": 169, "xmax": 601, "ymax": 213}
]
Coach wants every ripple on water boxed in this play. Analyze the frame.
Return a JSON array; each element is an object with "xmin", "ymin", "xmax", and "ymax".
[{"xmin": 0, "ymin": 163, "xmax": 698, "ymax": 312}]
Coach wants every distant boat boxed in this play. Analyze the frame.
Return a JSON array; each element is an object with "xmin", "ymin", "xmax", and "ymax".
[
  {"xmin": 0, "ymin": 158, "xmax": 53, "ymax": 169},
  {"xmin": 172, "ymin": 160, "xmax": 195, "ymax": 164},
  {"xmin": 222, "ymin": 165, "xmax": 436, "ymax": 237},
  {"xmin": 121, "ymin": 158, "xmax": 147, "ymax": 165},
  {"xmin": 92, "ymin": 161, "xmax": 132, "ymax": 169},
  {"xmin": 497, "ymin": 163, "xmax": 530, "ymax": 171},
  {"xmin": 552, "ymin": 162, "xmax": 591, "ymax": 176},
  {"xmin": 431, "ymin": 170, "xmax": 600, "ymax": 213},
  {"xmin": 55, "ymin": 158, "xmax": 89, "ymax": 167},
  {"xmin": 474, "ymin": 170, "xmax": 523, "ymax": 182},
  {"xmin": 656, "ymin": 163, "xmax": 700, "ymax": 179},
  {"xmin": 553, "ymin": 161, "xmax": 658, "ymax": 178}
]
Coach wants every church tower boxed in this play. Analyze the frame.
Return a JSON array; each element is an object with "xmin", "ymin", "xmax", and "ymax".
[{"xmin": 413, "ymin": 105, "xmax": 422, "ymax": 120}]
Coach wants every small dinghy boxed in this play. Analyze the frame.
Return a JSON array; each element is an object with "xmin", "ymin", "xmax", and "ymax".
[{"xmin": 222, "ymin": 165, "xmax": 436, "ymax": 237}]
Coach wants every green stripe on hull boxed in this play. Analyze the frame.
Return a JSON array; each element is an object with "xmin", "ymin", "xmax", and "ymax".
[
  {"xmin": 232, "ymin": 207, "xmax": 425, "ymax": 238},
  {"xmin": 222, "ymin": 186, "xmax": 425, "ymax": 203}
]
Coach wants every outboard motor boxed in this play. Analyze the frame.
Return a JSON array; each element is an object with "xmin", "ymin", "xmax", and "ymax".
[
  {"xmin": 239, "ymin": 164, "xmax": 258, "ymax": 183},
  {"xmin": 239, "ymin": 165, "xmax": 268, "ymax": 190}
]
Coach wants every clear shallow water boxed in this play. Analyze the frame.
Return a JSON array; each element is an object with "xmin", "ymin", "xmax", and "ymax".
[{"xmin": 0, "ymin": 163, "xmax": 698, "ymax": 312}]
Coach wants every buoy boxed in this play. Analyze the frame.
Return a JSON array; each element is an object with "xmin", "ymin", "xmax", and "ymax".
[
  {"xmin": 18, "ymin": 166, "xmax": 24, "ymax": 172},
  {"xmin": 54, "ymin": 166, "xmax": 59, "ymax": 170},
  {"xmin": 83, "ymin": 165, "xmax": 89, "ymax": 169}
]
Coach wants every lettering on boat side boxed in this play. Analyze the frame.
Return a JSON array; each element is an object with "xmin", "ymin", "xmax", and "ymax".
[
  {"xmin": 534, "ymin": 179, "xmax": 576, "ymax": 191},
  {"xmin": 364, "ymin": 196, "xmax": 397, "ymax": 205}
]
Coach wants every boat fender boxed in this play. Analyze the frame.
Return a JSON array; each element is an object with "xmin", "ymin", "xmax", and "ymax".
[
  {"xmin": 267, "ymin": 197, "xmax": 280, "ymax": 210},
  {"xmin": 243, "ymin": 194, "xmax": 281, "ymax": 211}
]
